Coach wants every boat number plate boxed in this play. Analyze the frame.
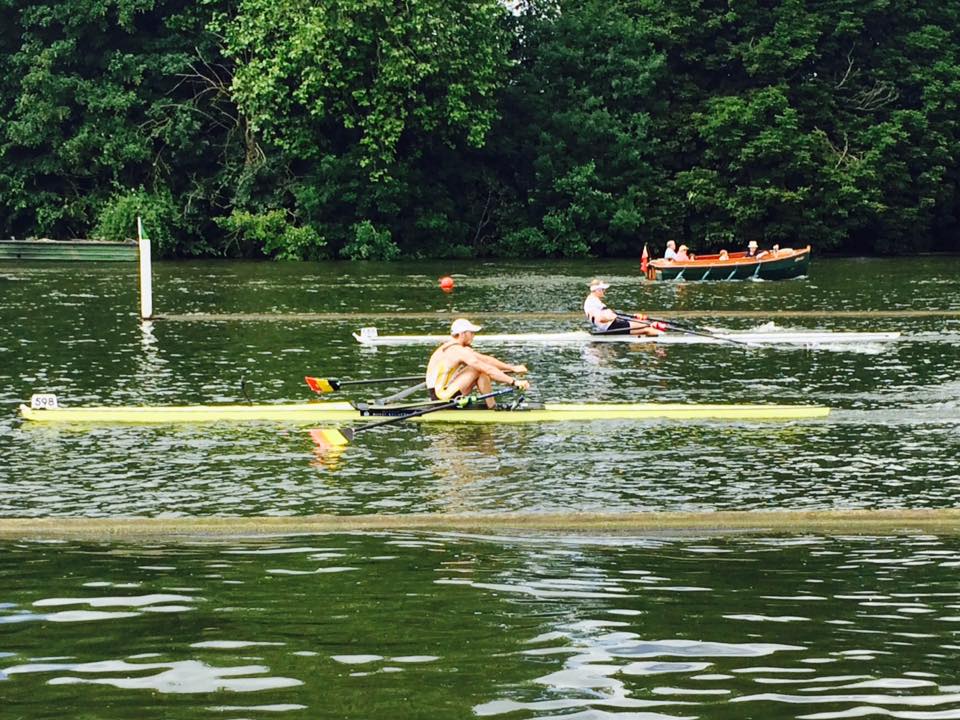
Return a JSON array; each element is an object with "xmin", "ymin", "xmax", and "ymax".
[
  {"xmin": 30, "ymin": 393, "xmax": 59, "ymax": 410},
  {"xmin": 358, "ymin": 326, "xmax": 379, "ymax": 340}
]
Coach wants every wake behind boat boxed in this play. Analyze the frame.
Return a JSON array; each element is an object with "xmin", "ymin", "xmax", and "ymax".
[
  {"xmin": 353, "ymin": 327, "xmax": 901, "ymax": 347},
  {"xmin": 19, "ymin": 396, "xmax": 830, "ymax": 424}
]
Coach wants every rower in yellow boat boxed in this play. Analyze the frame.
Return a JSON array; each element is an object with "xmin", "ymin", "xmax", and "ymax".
[
  {"xmin": 425, "ymin": 318, "xmax": 530, "ymax": 408},
  {"xmin": 583, "ymin": 279, "xmax": 665, "ymax": 336}
]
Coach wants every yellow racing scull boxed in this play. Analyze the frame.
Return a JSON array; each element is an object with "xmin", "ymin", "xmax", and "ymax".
[{"xmin": 19, "ymin": 400, "xmax": 830, "ymax": 424}]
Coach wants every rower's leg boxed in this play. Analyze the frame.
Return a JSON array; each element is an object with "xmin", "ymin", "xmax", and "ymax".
[
  {"xmin": 448, "ymin": 368, "xmax": 482, "ymax": 402},
  {"xmin": 629, "ymin": 320, "xmax": 661, "ymax": 336},
  {"xmin": 475, "ymin": 373, "xmax": 495, "ymax": 408}
]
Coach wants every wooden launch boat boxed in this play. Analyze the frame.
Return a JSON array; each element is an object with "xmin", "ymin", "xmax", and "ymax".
[{"xmin": 646, "ymin": 245, "xmax": 811, "ymax": 281}]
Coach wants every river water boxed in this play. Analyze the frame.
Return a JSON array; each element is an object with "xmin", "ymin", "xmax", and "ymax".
[{"xmin": 1, "ymin": 257, "xmax": 960, "ymax": 717}]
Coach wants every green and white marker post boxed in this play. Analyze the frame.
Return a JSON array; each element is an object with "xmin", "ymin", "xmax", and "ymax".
[{"xmin": 137, "ymin": 215, "xmax": 153, "ymax": 320}]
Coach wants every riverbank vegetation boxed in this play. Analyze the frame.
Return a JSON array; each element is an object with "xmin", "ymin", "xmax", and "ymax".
[{"xmin": 2, "ymin": 0, "xmax": 958, "ymax": 259}]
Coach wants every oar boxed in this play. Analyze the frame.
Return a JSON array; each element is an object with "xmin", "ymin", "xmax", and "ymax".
[
  {"xmin": 312, "ymin": 387, "xmax": 517, "ymax": 447},
  {"xmin": 646, "ymin": 313, "xmax": 745, "ymax": 337},
  {"xmin": 614, "ymin": 312, "xmax": 754, "ymax": 347},
  {"xmin": 644, "ymin": 314, "xmax": 710, "ymax": 333},
  {"xmin": 305, "ymin": 374, "xmax": 424, "ymax": 394}
]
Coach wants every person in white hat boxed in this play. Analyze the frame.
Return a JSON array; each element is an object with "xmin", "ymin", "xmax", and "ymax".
[
  {"xmin": 584, "ymin": 278, "xmax": 664, "ymax": 336},
  {"xmin": 425, "ymin": 318, "xmax": 530, "ymax": 408},
  {"xmin": 745, "ymin": 240, "xmax": 760, "ymax": 257}
]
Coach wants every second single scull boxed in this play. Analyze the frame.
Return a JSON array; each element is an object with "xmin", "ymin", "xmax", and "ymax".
[{"xmin": 353, "ymin": 328, "xmax": 900, "ymax": 347}]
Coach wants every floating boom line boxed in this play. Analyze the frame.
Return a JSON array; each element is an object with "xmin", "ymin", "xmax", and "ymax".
[
  {"xmin": 1, "ymin": 509, "xmax": 959, "ymax": 541},
  {"xmin": 153, "ymin": 310, "xmax": 960, "ymax": 322}
]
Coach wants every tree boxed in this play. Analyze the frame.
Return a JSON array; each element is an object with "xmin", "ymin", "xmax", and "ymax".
[
  {"xmin": 0, "ymin": 0, "xmax": 235, "ymax": 251},
  {"xmin": 489, "ymin": 0, "xmax": 669, "ymax": 257},
  {"xmin": 225, "ymin": 0, "xmax": 509, "ymax": 176}
]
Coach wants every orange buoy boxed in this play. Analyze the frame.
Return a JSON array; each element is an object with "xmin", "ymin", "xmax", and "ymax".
[{"xmin": 439, "ymin": 276, "xmax": 454, "ymax": 291}]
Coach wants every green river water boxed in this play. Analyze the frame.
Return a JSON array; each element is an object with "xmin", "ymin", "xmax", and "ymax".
[{"xmin": 1, "ymin": 257, "xmax": 960, "ymax": 718}]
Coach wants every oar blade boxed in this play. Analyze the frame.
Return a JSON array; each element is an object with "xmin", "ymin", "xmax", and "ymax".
[
  {"xmin": 309, "ymin": 427, "xmax": 351, "ymax": 447},
  {"xmin": 305, "ymin": 376, "xmax": 337, "ymax": 394}
]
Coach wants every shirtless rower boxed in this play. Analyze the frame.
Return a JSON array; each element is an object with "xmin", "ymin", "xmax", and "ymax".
[
  {"xmin": 583, "ymin": 278, "xmax": 664, "ymax": 336},
  {"xmin": 425, "ymin": 318, "xmax": 531, "ymax": 408}
]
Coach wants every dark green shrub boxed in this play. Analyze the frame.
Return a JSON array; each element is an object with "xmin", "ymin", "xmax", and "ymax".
[
  {"xmin": 216, "ymin": 210, "xmax": 327, "ymax": 260},
  {"xmin": 340, "ymin": 220, "xmax": 400, "ymax": 260},
  {"xmin": 93, "ymin": 188, "xmax": 184, "ymax": 254}
]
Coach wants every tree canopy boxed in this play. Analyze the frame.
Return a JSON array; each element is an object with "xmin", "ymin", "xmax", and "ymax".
[{"xmin": 1, "ymin": 0, "xmax": 958, "ymax": 258}]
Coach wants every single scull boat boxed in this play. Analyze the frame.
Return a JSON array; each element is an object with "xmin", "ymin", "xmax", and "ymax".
[
  {"xmin": 19, "ymin": 399, "xmax": 829, "ymax": 424},
  {"xmin": 353, "ymin": 327, "xmax": 900, "ymax": 347}
]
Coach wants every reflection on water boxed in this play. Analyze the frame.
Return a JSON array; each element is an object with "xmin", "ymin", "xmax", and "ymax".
[
  {"xmin": 423, "ymin": 426, "xmax": 505, "ymax": 513},
  {"xmin": 3, "ymin": 533, "xmax": 960, "ymax": 719},
  {"xmin": 309, "ymin": 438, "xmax": 348, "ymax": 472},
  {"xmin": 5, "ymin": 658, "xmax": 303, "ymax": 693}
]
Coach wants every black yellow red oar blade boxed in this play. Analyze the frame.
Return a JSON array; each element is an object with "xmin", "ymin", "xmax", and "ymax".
[
  {"xmin": 305, "ymin": 376, "xmax": 338, "ymax": 394},
  {"xmin": 309, "ymin": 427, "xmax": 352, "ymax": 447},
  {"xmin": 305, "ymin": 374, "xmax": 423, "ymax": 394}
]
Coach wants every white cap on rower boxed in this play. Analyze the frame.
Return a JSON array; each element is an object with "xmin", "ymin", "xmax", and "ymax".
[
  {"xmin": 450, "ymin": 318, "xmax": 482, "ymax": 336},
  {"xmin": 589, "ymin": 278, "xmax": 610, "ymax": 291}
]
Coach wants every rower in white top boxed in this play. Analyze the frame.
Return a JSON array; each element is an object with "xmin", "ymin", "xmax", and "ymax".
[{"xmin": 583, "ymin": 279, "xmax": 665, "ymax": 336}]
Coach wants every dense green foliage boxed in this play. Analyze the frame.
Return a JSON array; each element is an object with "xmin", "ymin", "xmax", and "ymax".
[
  {"xmin": 216, "ymin": 209, "xmax": 326, "ymax": 260},
  {"xmin": 1, "ymin": 0, "xmax": 958, "ymax": 257},
  {"xmin": 93, "ymin": 187, "xmax": 184, "ymax": 252}
]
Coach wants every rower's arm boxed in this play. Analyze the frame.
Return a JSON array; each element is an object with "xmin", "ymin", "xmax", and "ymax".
[
  {"xmin": 594, "ymin": 308, "xmax": 617, "ymax": 324},
  {"xmin": 459, "ymin": 349, "xmax": 519, "ymax": 385},
  {"xmin": 473, "ymin": 351, "xmax": 525, "ymax": 374}
]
